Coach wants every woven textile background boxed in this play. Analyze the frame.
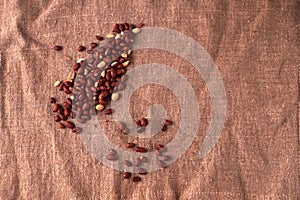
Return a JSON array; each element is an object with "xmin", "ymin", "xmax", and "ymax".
[{"xmin": 0, "ymin": 0, "xmax": 299, "ymax": 199}]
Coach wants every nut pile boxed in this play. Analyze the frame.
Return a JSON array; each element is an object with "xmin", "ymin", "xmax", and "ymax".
[
  {"xmin": 50, "ymin": 23, "xmax": 143, "ymax": 130},
  {"xmin": 50, "ymin": 23, "xmax": 174, "ymax": 182}
]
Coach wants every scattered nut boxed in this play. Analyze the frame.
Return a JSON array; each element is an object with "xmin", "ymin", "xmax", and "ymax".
[
  {"xmin": 97, "ymin": 61, "xmax": 106, "ymax": 69},
  {"xmin": 106, "ymin": 33, "xmax": 115, "ymax": 38},
  {"xmin": 96, "ymin": 104, "xmax": 104, "ymax": 111},
  {"xmin": 115, "ymin": 34, "xmax": 121, "ymax": 39},
  {"xmin": 111, "ymin": 93, "xmax": 120, "ymax": 101},
  {"xmin": 54, "ymin": 80, "xmax": 61, "ymax": 87},
  {"xmin": 77, "ymin": 45, "xmax": 86, "ymax": 52},
  {"xmin": 54, "ymin": 45, "xmax": 63, "ymax": 51},
  {"xmin": 76, "ymin": 58, "xmax": 85, "ymax": 63},
  {"xmin": 132, "ymin": 28, "xmax": 141, "ymax": 34},
  {"xmin": 66, "ymin": 71, "xmax": 75, "ymax": 82},
  {"xmin": 122, "ymin": 60, "xmax": 130, "ymax": 67},
  {"xmin": 111, "ymin": 61, "xmax": 118, "ymax": 67},
  {"xmin": 121, "ymin": 53, "xmax": 128, "ymax": 58}
]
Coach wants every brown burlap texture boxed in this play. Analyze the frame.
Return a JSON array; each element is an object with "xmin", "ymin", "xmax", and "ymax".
[{"xmin": 0, "ymin": 0, "xmax": 299, "ymax": 199}]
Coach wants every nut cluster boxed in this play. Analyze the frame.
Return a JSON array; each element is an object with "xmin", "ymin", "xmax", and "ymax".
[{"xmin": 50, "ymin": 23, "xmax": 142, "ymax": 130}]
